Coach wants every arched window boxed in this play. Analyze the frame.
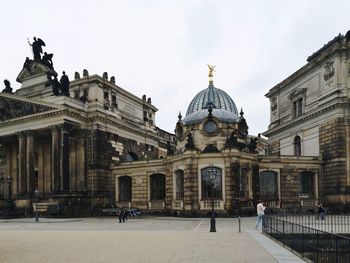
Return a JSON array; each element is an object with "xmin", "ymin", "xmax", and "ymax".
[
  {"xmin": 201, "ymin": 167, "xmax": 222, "ymax": 199},
  {"xmin": 119, "ymin": 176, "xmax": 132, "ymax": 202},
  {"xmin": 175, "ymin": 170, "xmax": 184, "ymax": 199},
  {"xmin": 104, "ymin": 91, "xmax": 109, "ymax": 99},
  {"xmin": 259, "ymin": 171, "xmax": 278, "ymax": 199},
  {"xmin": 294, "ymin": 136, "xmax": 301, "ymax": 156},
  {"xmin": 299, "ymin": 171, "xmax": 314, "ymax": 198},
  {"xmin": 125, "ymin": 152, "xmax": 139, "ymax": 162},
  {"xmin": 150, "ymin": 174, "xmax": 165, "ymax": 200}
]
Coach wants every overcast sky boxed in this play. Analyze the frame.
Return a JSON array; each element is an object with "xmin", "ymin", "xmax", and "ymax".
[{"xmin": 1, "ymin": 0, "xmax": 350, "ymax": 135}]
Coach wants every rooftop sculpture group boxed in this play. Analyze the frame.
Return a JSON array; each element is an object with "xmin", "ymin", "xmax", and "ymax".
[{"xmin": 27, "ymin": 37, "xmax": 70, "ymax": 97}]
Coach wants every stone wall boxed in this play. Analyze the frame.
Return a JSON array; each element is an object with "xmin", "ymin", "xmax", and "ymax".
[
  {"xmin": 280, "ymin": 168, "xmax": 299, "ymax": 208},
  {"xmin": 269, "ymin": 140, "xmax": 280, "ymax": 155},
  {"xmin": 319, "ymin": 118, "xmax": 348, "ymax": 199}
]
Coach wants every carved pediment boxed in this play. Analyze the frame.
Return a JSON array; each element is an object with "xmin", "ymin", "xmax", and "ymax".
[
  {"xmin": 288, "ymin": 88, "xmax": 307, "ymax": 100},
  {"xmin": 0, "ymin": 94, "xmax": 58, "ymax": 122},
  {"xmin": 16, "ymin": 60, "xmax": 57, "ymax": 83}
]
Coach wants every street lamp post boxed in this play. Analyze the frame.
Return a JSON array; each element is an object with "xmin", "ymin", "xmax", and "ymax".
[
  {"xmin": 209, "ymin": 168, "xmax": 217, "ymax": 232},
  {"xmin": 35, "ymin": 189, "xmax": 39, "ymax": 222},
  {"xmin": 6, "ymin": 176, "xmax": 13, "ymax": 211}
]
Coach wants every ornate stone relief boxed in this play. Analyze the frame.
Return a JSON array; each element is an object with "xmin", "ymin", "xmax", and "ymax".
[
  {"xmin": 323, "ymin": 61, "xmax": 334, "ymax": 81},
  {"xmin": 0, "ymin": 96, "xmax": 56, "ymax": 122},
  {"xmin": 270, "ymin": 97, "xmax": 277, "ymax": 112}
]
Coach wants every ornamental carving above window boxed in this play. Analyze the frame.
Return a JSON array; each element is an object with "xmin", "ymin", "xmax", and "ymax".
[
  {"xmin": 270, "ymin": 97, "xmax": 277, "ymax": 111},
  {"xmin": 324, "ymin": 61, "xmax": 334, "ymax": 81}
]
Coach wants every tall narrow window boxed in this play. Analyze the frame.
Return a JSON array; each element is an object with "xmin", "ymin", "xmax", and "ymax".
[
  {"xmin": 299, "ymin": 171, "xmax": 314, "ymax": 198},
  {"xmin": 0, "ymin": 147, "xmax": 5, "ymax": 166},
  {"xmin": 175, "ymin": 170, "xmax": 184, "ymax": 199},
  {"xmin": 259, "ymin": 171, "xmax": 278, "ymax": 200},
  {"xmin": 294, "ymin": 136, "xmax": 301, "ymax": 156},
  {"xmin": 293, "ymin": 98, "xmax": 303, "ymax": 117},
  {"xmin": 150, "ymin": 174, "xmax": 166, "ymax": 200},
  {"xmin": 293, "ymin": 101, "xmax": 297, "ymax": 117},
  {"xmin": 119, "ymin": 176, "xmax": 132, "ymax": 201},
  {"xmin": 297, "ymin": 98, "xmax": 303, "ymax": 116},
  {"xmin": 240, "ymin": 168, "xmax": 249, "ymax": 199},
  {"xmin": 201, "ymin": 167, "xmax": 222, "ymax": 199},
  {"xmin": 112, "ymin": 94, "xmax": 117, "ymax": 107}
]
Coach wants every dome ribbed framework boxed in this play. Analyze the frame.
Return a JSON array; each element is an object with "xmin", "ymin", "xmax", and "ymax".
[{"xmin": 186, "ymin": 84, "xmax": 238, "ymax": 116}]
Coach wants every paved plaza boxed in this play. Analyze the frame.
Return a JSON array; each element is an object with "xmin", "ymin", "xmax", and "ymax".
[{"xmin": 0, "ymin": 216, "xmax": 305, "ymax": 263}]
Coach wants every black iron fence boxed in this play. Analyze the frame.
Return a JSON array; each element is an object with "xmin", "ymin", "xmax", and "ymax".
[
  {"xmin": 264, "ymin": 212, "xmax": 350, "ymax": 233},
  {"xmin": 263, "ymin": 215, "xmax": 350, "ymax": 263}
]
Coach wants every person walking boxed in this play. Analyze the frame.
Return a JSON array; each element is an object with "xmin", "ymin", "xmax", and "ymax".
[
  {"xmin": 255, "ymin": 200, "xmax": 266, "ymax": 229},
  {"xmin": 317, "ymin": 203, "xmax": 325, "ymax": 220},
  {"xmin": 118, "ymin": 206, "xmax": 125, "ymax": 223}
]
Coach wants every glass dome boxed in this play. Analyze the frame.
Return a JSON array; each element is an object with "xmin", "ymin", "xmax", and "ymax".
[
  {"xmin": 186, "ymin": 83, "xmax": 238, "ymax": 116},
  {"xmin": 182, "ymin": 108, "xmax": 239, "ymax": 125}
]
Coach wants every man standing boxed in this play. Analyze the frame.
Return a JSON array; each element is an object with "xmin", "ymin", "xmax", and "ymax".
[{"xmin": 255, "ymin": 201, "xmax": 266, "ymax": 229}]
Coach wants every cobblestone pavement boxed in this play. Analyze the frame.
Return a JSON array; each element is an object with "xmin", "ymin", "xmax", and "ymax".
[{"xmin": 0, "ymin": 217, "xmax": 305, "ymax": 263}]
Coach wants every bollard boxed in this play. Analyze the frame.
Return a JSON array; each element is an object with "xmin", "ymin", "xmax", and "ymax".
[{"xmin": 238, "ymin": 216, "xmax": 241, "ymax": 233}]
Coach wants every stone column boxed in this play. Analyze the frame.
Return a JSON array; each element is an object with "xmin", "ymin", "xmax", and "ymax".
[
  {"xmin": 26, "ymin": 131, "xmax": 34, "ymax": 193},
  {"xmin": 51, "ymin": 127, "xmax": 60, "ymax": 192},
  {"xmin": 17, "ymin": 132, "xmax": 26, "ymax": 194},
  {"xmin": 61, "ymin": 127, "xmax": 70, "ymax": 191}
]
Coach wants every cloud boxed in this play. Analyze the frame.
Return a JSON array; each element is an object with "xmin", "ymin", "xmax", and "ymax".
[{"xmin": 1, "ymin": 0, "xmax": 350, "ymax": 135}]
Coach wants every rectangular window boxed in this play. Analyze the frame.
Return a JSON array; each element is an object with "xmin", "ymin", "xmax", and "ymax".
[
  {"xmin": 293, "ymin": 98, "xmax": 303, "ymax": 117},
  {"xmin": 0, "ymin": 147, "xmax": 5, "ymax": 166},
  {"xmin": 299, "ymin": 172, "xmax": 314, "ymax": 198},
  {"xmin": 111, "ymin": 94, "xmax": 117, "ymax": 107},
  {"xmin": 150, "ymin": 174, "xmax": 165, "ymax": 200},
  {"xmin": 239, "ymin": 168, "xmax": 249, "ymax": 200},
  {"xmin": 293, "ymin": 101, "xmax": 297, "ymax": 117},
  {"xmin": 176, "ymin": 171, "xmax": 184, "ymax": 199},
  {"xmin": 201, "ymin": 167, "xmax": 222, "ymax": 199},
  {"xmin": 297, "ymin": 98, "xmax": 303, "ymax": 116},
  {"xmin": 259, "ymin": 171, "xmax": 278, "ymax": 199}
]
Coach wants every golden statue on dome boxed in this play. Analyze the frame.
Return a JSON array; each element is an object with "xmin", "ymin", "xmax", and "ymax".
[{"xmin": 207, "ymin": 64, "xmax": 216, "ymax": 83}]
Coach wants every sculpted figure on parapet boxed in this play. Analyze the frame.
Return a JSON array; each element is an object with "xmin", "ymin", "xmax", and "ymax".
[
  {"xmin": 28, "ymin": 37, "xmax": 46, "ymax": 61},
  {"xmin": 42, "ymin": 52, "xmax": 54, "ymax": 70},
  {"xmin": 59, "ymin": 71, "xmax": 70, "ymax": 97},
  {"xmin": 2, "ymin": 80, "xmax": 13, "ymax": 94}
]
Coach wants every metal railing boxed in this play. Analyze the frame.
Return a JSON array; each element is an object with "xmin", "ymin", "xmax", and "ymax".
[
  {"xmin": 266, "ymin": 212, "xmax": 350, "ymax": 233},
  {"xmin": 263, "ymin": 215, "xmax": 350, "ymax": 263}
]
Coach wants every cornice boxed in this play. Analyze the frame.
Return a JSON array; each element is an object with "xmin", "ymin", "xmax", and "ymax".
[
  {"xmin": 70, "ymin": 74, "xmax": 158, "ymax": 112},
  {"xmin": 0, "ymin": 109, "xmax": 64, "ymax": 127},
  {"xmin": 90, "ymin": 115, "xmax": 166, "ymax": 142},
  {"xmin": 266, "ymin": 40, "xmax": 350, "ymax": 98},
  {"xmin": 263, "ymin": 100, "xmax": 348, "ymax": 137}
]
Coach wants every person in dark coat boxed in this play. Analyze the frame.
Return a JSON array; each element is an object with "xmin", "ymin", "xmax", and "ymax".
[
  {"xmin": 118, "ymin": 206, "xmax": 126, "ymax": 223},
  {"xmin": 317, "ymin": 203, "xmax": 325, "ymax": 220}
]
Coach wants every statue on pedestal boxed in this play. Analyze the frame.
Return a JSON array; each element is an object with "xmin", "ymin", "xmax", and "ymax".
[
  {"xmin": 59, "ymin": 71, "xmax": 70, "ymax": 97},
  {"xmin": 28, "ymin": 37, "xmax": 46, "ymax": 61},
  {"xmin": 50, "ymin": 76, "xmax": 60, "ymax": 96}
]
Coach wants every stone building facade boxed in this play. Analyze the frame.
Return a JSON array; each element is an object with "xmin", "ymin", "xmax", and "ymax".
[
  {"xmin": 2, "ymin": 31, "xmax": 350, "ymax": 216},
  {"xmin": 264, "ymin": 31, "xmax": 350, "ymax": 208},
  {"xmin": 113, "ymin": 72, "xmax": 322, "ymax": 215},
  {"xmin": 0, "ymin": 58, "xmax": 174, "ymax": 213}
]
